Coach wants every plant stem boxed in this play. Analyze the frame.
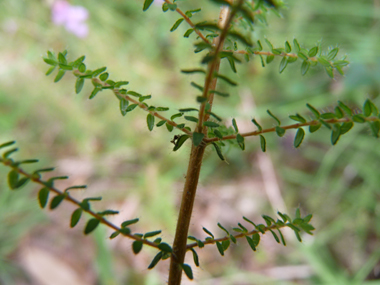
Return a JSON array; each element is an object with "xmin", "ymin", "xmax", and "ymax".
[
  {"xmin": 168, "ymin": 143, "xmax": 206, "ymax": 285},
  {"xmin": 168, "ymin": 3, "xmax": 236, "ymax": 284}
]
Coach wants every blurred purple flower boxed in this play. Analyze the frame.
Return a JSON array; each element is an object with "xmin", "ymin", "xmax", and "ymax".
[
  {"xmin": 52, "ymin": 0, "xmax": 89, "ymax": 38},
  {"xmin": 154, "ymin": 0, "xmax": 165, "ymax": 6}
]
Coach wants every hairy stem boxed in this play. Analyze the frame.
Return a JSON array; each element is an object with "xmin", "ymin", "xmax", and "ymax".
[{"xmin": 168, "ymin": 143, "xmax": 206, "ymax": 285}]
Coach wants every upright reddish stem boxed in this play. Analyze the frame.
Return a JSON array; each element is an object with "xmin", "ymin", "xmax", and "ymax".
[{"xmin": 168, "ymin": 2, "xmax": 237, "ymax": 284}]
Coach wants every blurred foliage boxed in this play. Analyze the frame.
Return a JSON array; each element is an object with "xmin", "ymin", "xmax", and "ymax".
[{"xmin": 0, "ymin": 0, "xmax": 379, "ymax": 284}]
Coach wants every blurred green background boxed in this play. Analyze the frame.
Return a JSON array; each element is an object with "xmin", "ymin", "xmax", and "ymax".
[{"xmin": 0, "ymin": 0, "xmax": 380, "ymax": 284}]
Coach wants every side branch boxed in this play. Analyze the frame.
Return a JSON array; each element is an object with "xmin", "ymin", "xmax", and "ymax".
[
  {"xmin": 164, "ymin": 0, "xmax": 211, "ymax": 45},
  {"xmin": 204, "ymin": 116, "xmax": 380, "ymax": 143},
  {"xmin": 1, "ymin": 159, "xmax": 159, "ymax": 249},
  {"xmin": 186, "ymin": 223, "xmax": 286, "ymax": 250},
  {"xmin": 86, "ymin": 76, "xmax": 192, "ymax": 136}
]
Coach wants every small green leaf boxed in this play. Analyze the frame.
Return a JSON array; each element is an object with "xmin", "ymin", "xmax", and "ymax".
[
  {"xmin": 236, "ymin": 134, "xmax": 245, "ymax": 150},
  {"xmin": 144, "ymin": 230, "xmax": 162, "ymax": 239},
  {"xmin": 75, "ymin": 78, "xmax": 85, "ymax": 94},
  {"xmin": 168, "ymin": 3, "xmax": 177, "ymax": 10},
  {"xmin": 120, "ymin": 228, "xmax": 131, "ymax": 235},
  {"xmin": 279, "ymin": 57, "xmax": 288, "ymax": 73},
  {"xmin": 58, "ymin": 52, "xmax": 67, "ymax": 64},
  {"xmin": 293, "ymin": 39, "xmax": 300, "ymax": 52},
  {"xmin": 38, "ymin": 188, "xmax": 50, "ymax": 208},
  {"xmin": 289, "ymin": 114, "xmax": 306, "ymax": 123},
  {"xmin": 89, "ymin": 87, "xmax": 101, "ymax": 99},
  {"xmin": 99, "ymin": 72, "xmax": 109, "ymax": 81},
  {"xmin": 259, "ymin": 55, "xmax": 265, "ymax": 67},
  {"xmin": 308, "ymin": 46, "xmax": 318, "ymax": 57},
  {"xmin": 301, "ymin": 60, "xmax": 310, "ymax": 75},
  {"xmin": 340, "ymin": 122, "xmax": 353, "ymax": 135},
  {"xmin": 0, "ymin": 141, "xmax": 16, "ymax": 149},
  {"xmin": 202, "ymin": 227, "xmax": 214, "ymax": 238},
  {"xmin": 14, "ymin": 177, "xmax": 29, "ymax": 189},
  {"xmin": 84, "ymin": 218, "xmax": 100, "ymax": 235},
  {"xmin": 320, "ymin": 112, "xmax": 336, "ymax": 119},
  {"xmin": 327, "ymin": 47, "xmax": 339, "ymax": 60},
  {"xmin": 294, "ymin": 229, "xmax": 302, "ymax": 242},
  {"xmin": 278, "ymin": 229, "xmax": 286, "ymax": 246},
  {"xmin": 147, "ymin": 114, "xmax": 155, "ymax": 131},
  {"xmin": 45, "ymin": 66, "xmax": 56, "ymax": 76},
  {"xmin": 232, "ymin": 118, "xmax": 239, "ymax": 133},
  {"xmin": 122, "ymin": 218, "xmax": 139, "ymax": 228},
  {"xmin": 173, "ymin": 135, "xmax": 190, "ymax": 151},
  {"xmin": 294, "ymin": 128, "xmax": 305, "ymax": 148},
  {"xmin": 143, "ymin": 0, "xmax": 154, "ymax": 11},
  {"xmin": 214, "ymin": 73, "xmax": 238, "ymax": 86},
  {"xmin": 192, "ymin": 132, "xmax": 204, "ymax": 146},
  {"xmin": 43, "ymin": 57, "xmax": 57, "ymax": 66},
  {"xmin": 139, "ymin": 95, "xmax": 151, "ymax": 102},
  {"xmin": 125, "ymin": 104, "xmax": 138, "ymax": 113},
  {"xmin": 252, "ymin": 233, "xmax": 260, "ymax": 246},
  {"xmin": 184, "ymin": 116, "xmax": 198, "ymax": 123},
  {"xmin": 298, "ymin": 52, "xmax": 308, "ymax": 61},
  {"xmin": 212, "ymin": 142, "xmax": 225, "ymax": 161},
  {"xmin": 158, "ymin": 242, "xmax": 172, "ymax": 253},
  {"xmin": 320, "ymin": 119, "xmax": 332, "ymax": 130},
  {"xmin": 335, "ymin": 106, "xmax": 344, "ymax": 118},
  {"xmin": 213, "ymin": 129, "xmax": 223, "ymax": 139},
  {"xmin": 170, "ymin": 18, "xmax": 184, "ymax": 32},
  {"xmin": 363, "ymin": 99, "xmax": 372, "ymax": 117},
  {"xmin": 245, "ymin": 236, "xmax": 257, "ymax": 251},
  {"xmin": 269, "ymin": 229, "xmax": 280, "ymax": 243},
  {"xmin": 285, "ymin": 41, "xmax": 291, "ymax": 53},
  {"xmin": 132, "ymin": 241, "xmax": 143, "ymax": 254},
  {"xmin": 260, "ymin": 135, "xmax": 266, "ymax": 152},
  {"xmin": 203, "ymin": 121, "xmax": 220, "ymax": 128},
  {"xmin": 275, "ymin": 126, "xmax": 286, "ymax": 137},
  {"xmin": 222, "ymin": 239, "xmax": 230, "ymax": 251},
  {"xmin": 209, "ymin": 90, "xmax": 229, "ymax": 97},
  {"xmin": 190, "ymin": 248, "xmax": 199, "ymax": 266},
  {"xmin": 331, "ymin": 126, "xmax": 341, "ymax": 145},
  {"xmin": 18, "ymin": 159, "xmax": 39, "ymax": 164},
  {"xmin": 78, "ymin": 63, "xmax": 86, "ymax": 73},
  {"xmin": 369, "ymin": 121, "xmax": 380, "ymax": 137},
  {"xmin": 109, "ymin": 231, "xmax": 120, "ymax": 239},
  {"xmin": 156, "ymin": 120, "xmax": 167, "ymax": 127},
  {"xmin": 184, "ymin": 29, "xmax": 194, "ymax": 38},
  {"xmin": 318, "ymin": 57, "xmax": 331, "ymax": 67},
  {"xmin": 50, "ymin": 194, "xmax": 65, "ymax": 209},
  {"xmin": 166, "ymin": 122, "xmax": 174, "ymax": 132},
  {"xmin": 306, "ymin": 104, "xmax": 320, "ymax": 119},
  {"xmin": 181, "ymin": 264, "xmax": 193, "ymax": 280},
  {"xmin": 309, "ymin": 123, "xmax": 321, "ymax": 133},
  {"xmin": 119, "ymin": 97, "xmax": 129, "ymax": 116},
  {"xmin": 251, "ymin": 118, "xmax": 262, "ymax": 131},
  {"xmin": 325, "ymin": 67, "xmax": 334, "ymax": 78},
  {"xmin": 70, "ymin": 208, "xmax": 83, "ymax": 228},
  {"xmin": 216, "ymin": 242, "xmax": 224, "ymax": 256},
  {"xmin": 190, "ymin": 81, "xmax": 204, "ymax": 91},
  {"xmin": 266, "ymin": 55, "xmax": 274, "ymax": 64},
  {"xmin": 267, "ymin": 110, "xmax": 281, "ymax": 125},
  {"xmin": 54, "ymin": 70, "xmax": 65, "ymax": 82},
  {"xmin": 352, "ymin": 114, "xmax": 366, "ymax": 123},
  {"xmin": 265, "ymin": 38, "xmax": 273, "ymax": 50},
  {"xmin": 295, "ymin": 208, "xmax": 301, "ymax": 218},
  {"xmin": 148, "ymin": 251, "xmax": 163, "ymax": 269},
  {"xmin": 8, "ymin": 170, "xmax": 19, "ymax": 189}
]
